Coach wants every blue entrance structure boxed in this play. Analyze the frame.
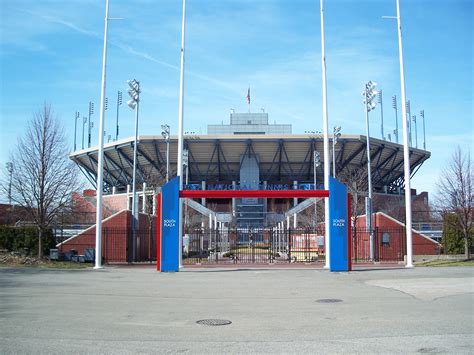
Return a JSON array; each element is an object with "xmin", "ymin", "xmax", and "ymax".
[
  {"xmin": 157, "ymin": 178, "xmax": 351, "ymax": 272},
  {"xmin": 328, "ymin": 177, "xmax": 351, "ymax": 271}
]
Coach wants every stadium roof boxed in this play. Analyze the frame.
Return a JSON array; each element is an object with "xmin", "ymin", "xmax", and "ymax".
[{"xmin": 70, "ymin": 134, "xmax": 430, "ymax": 194}]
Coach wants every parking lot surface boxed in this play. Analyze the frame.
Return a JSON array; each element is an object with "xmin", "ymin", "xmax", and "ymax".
[{"xmin": 1, "ymin": 265, "xmax": 473, "ymax": 354}]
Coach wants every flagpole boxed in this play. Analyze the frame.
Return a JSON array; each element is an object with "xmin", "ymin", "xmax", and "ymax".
[
  {"xmin": 94, "ymin": 0, "xmax": 110, "ymax": 269},
  {"xmin": 320, "ymin": 0, "xmax": 330, "ymax": 269},
  {"xmin": 247, "ymin": 87, "xmax": 251, "ymax": 113},
  {"xmin": 395, "ymin": 0, "xmax": 413, "ymax": 268},
  {"xmin": 177, "ymin": 0, "xmax": 186, "ymax": 269}
]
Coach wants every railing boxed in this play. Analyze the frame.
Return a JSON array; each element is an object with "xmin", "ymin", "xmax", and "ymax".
[{"xmin": 182, "ymin": 226, "xmax": 325, "ymax": 265}]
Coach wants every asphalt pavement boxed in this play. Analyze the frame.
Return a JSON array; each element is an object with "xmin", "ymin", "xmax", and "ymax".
[{"xmin": 1, "ymin": 265, "xmax": 473, "ymax": 354}]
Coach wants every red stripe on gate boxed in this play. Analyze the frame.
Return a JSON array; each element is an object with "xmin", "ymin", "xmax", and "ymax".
[
  {"xmin": 348, "ymin": 193, "xmax": 352, "ymax": 271},
  {"xmin": 179, "ymin": 189, "xmax": 329, "ymax": 199}
]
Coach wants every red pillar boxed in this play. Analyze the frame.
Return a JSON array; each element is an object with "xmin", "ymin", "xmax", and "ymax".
[
  {"xmin": 347, "ymin": 193, "xmax": 352, "ymax": 271},
  {"xmin": 156, "ymin": 193, "xmax": 162, "ymax": 271}
]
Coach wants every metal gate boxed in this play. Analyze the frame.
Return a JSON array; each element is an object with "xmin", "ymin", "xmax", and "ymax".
[{"xmin": 182, "ymin": 226, "xmax": 325, "ymax": 265}]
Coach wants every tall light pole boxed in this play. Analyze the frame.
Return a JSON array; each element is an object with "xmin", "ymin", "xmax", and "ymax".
[
  {"xmin": 420, "ymin": 110, "xmax": 426, "ymax": 150},
  {"xmin": 82, "ymin": 117, "xmax": 87, "ymax": 149},
  {"xmin": 412, "ymin": 115, "xmax": 418, "ymax": 148},
  {"xmin": 392, "ymin": 95, "xmax": 399, "ymax": 143},
  {"xmin": 161, "ymin": 124, "xmax": 170, "ymax": 182},
  {"xmin": 313, "ymin": 151, "xmax": 321, "ymax": 228},
  {"xmin": 320, "ymin": 0, "xmax": 331, "ymax": 269},
  {"xmin": 363, "ymin": 80, "xmax": 378, "ymax": 261},
  {"xmin": 88, "ymin": 101, "xmax": 94, "ymax": 148},
  {"xmin": 332, "ymin": 126, "xmax": 341, "ymax": 177},
  {"xmin": 6, "ymin": 162, "xmax": 13, "ymax": 205},
  {"xmin": 383, "ymin": 0, "xmax": 414, "ymax": 267},
  {"xmin": 116, "ymin": 90, "xmax": 122, "ymax": 140},
  {"xmin": 74, "ymin": 112, "xmax": 79, "ymax": 151},
  {"xmin": 378, "ymin": 90, "xmax": 385, "ymax": 140},
  {"xmin": 406, "ymin": 100, "xmax": 412, "ymax": 146},
  {"xmin": 127, "ymin": 79, "xmax": 140, "ymax": 262}
]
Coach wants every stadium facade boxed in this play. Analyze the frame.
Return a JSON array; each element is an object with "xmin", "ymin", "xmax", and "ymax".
[{"xmin": 70, "ymin": 111, "xmax": 430, "ymax": 227}]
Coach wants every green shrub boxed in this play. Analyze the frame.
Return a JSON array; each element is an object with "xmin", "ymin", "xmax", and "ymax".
[
  {"xmin": 0, "ymin": 226, "xmax": 55, "ymax": 257},
  {"xmin": 442, "ymin": 214, "xmax": 472, "ymax": 255}
]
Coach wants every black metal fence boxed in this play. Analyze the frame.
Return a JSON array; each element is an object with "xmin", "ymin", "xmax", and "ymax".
[
  {"xmin": 183, "ymin": 226, "xmax": 326, "ymax": 265},
  {"xmin": 56, "ymin": 225, "xmax": 427, "ymax": 265},
  {"xmin": 353, "ymin": 227, "xmax": 406, "ymax": 262}
]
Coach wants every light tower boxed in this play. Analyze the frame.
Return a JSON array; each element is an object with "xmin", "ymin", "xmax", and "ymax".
[
  {"xmin": 127, "ymin": 78, "xmax": 140, "ymax": 262},
  {"xmin": 363, "ymin": 80, "xmax": 379, "ymax": 260}
]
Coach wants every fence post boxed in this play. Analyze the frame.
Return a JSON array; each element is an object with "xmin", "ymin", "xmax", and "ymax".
[
  {"xmin": 288, "ymin": 227, "xmax": 292, "ymax": 263},
  {"xmin": 374, "ymin": 227, "xmax": 379, "ymax": 262}
]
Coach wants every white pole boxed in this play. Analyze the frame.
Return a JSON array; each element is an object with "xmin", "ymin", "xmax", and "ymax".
[
  {"xmin": 364, "ymin": 86, "xmax": 374, "ymax": 260},
  {"xmin": 94, "ymin": 0, "xmax": 110, "ymax": 269},
  {"xmin": 177, "ymin": 0, "xmax": 187, "ymax": 269},
  {"xmin": 320, "ymin": 0, "xmax": 330, "ymax": 269},
  {"xmin": 131, "ymin": 98, "xmax": 139, "ymax": 262},
  {"xmin": 395, "ymin": 0, "xmax": 413, "ymax": 267}
]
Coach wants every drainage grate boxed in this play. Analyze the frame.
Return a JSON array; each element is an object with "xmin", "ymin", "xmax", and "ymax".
[
  {"xmin": 196, "ymin": 319, "xmax": 232, "ymax": 326},
  {"xmin": 316, "ymin": 298, "xmax": 343, "ymax": 303}
]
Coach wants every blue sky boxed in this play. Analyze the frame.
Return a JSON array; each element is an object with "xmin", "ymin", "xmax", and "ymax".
[{"xmin": 1, "ymin": 0, "xmax": 472, "ymax": 201}]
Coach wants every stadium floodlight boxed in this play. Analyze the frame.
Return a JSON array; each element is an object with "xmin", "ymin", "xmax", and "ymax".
[
  {"xmin": 420, "ymin": 110, "xmax": 426, "ymax": 150},
  {"xmin": 378, "ymin": 90, "xmax": 385, "ymax": 140},
  {"xmin": 363, "ymin": 80, "xmax": 379, "ymax": 261},
  {"xmin": 127, "ymin": 78, "xmax": 141, "ymax": 262},
  {"xmin": 412, "ymin": 115, "xmax": 418, "ymax": 148},
  {"xmin": 392, "ymin": 95, "xmax": 399, "ymax": 143},
  {"xmin": 88, "ymin": 101, "xmax": 94, "ymax": 148},
  {"xmin": 116, "ymin": 91, "xmax": 122, "ymax": 140},
  {"xmin": 74, "ymin": 111, "xmax": 80, "ymax": 151},
  {"xmin": 161, "ymin": 124, "xmax": 171, "ymax": 182},
  {"xmin": 406, "ymin": 100, "xmax": 412, "ymax": 146},
  {"xmin": 127, "ymin": 99, "xmax": 136, "ymax": 110},
  {"xmin": 332, "ymin": 126, "xmax": 342, "ymax": 178},
  {"xmin": 82, "ymin": 117, "xmax": 87, "ymax": 149}
]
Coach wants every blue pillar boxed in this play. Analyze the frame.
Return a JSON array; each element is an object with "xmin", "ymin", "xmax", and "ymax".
[
  {"xmin": 329, "ymin": 177, "xmax": 350, "ymax": 271},
  {"xmin": 160, "ymin": 177, "xmax": 180, "ymax": 272}
]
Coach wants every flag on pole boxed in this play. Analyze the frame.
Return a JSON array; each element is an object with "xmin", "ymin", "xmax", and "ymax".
[{"xmin": 247, "ymin": 87, "xmax": 250, "ymax": 104}]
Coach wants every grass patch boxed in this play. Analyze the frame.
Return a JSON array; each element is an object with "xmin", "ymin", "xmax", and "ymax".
[
  {"xmin": 416, "ymin": 259, "xmax": 474, "ymax": 267},
  {"xmin": 0, "ymin": 252, "xmax": 91, "ymax": 269}
]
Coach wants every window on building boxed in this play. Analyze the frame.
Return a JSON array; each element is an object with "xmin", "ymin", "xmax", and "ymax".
[{"xmin": 382, "ymin": 232, "xmax": 390, "ymax": 246}]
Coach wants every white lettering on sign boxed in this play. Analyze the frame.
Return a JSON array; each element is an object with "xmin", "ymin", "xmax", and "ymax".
[
  {"xmin": 164, "ymin": 219, "xmax": 176, "ymax": 228},
  {"xmin": 332, "ymin": 218, "xmax": 345, "ymax": 227}
]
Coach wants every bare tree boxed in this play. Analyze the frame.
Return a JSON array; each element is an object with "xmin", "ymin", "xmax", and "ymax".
[
  {"xmin": 1, "ymin": 105, "xmax": 83, "ymax": 258},
  {"xmin": 436, "ymin": 147, "xmax": 473, "ymax": 259},
  {"xmin": 338, "ymin": 166, "xmax": 368, "ymax": 228}
]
